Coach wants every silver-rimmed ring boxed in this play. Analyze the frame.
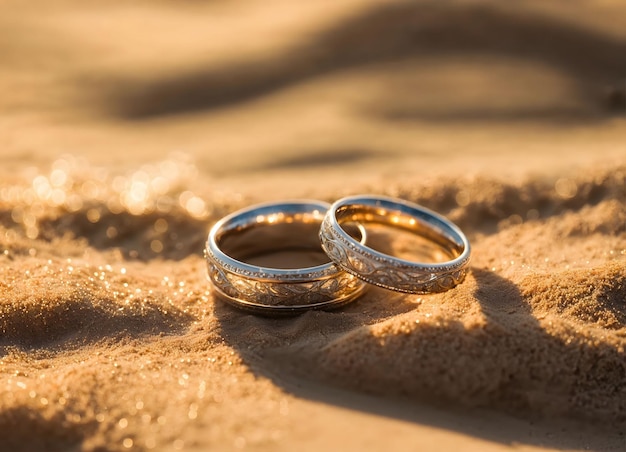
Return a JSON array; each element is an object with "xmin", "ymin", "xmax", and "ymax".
[
  {"xmin": 206, "ymin": 200, "xmax": 367, "ymax": 314},
  {"xmin": 319, "ymin": 195, "xmax": 470, "ymax": 294}
]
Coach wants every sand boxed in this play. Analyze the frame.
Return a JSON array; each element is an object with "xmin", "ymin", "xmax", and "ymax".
[{"xmin": 1, "ymin": 0, "xmax": 626, "ymax": 451}]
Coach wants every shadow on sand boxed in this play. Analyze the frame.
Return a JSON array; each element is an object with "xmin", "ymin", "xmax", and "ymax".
[
  {"xmin": 214, "ymin": 267, "xmax": 625, "ymax": 450},
  {"xmin": 106, "ymin": 3, "xmax": 626, "ymax": 120}
]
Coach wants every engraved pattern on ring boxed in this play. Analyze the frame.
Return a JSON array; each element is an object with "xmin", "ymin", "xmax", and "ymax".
[
  {"xmin": 206, "ymin": 257, "xmax": 365, "ymax": 307},
  {"xmin": 319, "ymin": 214, "xmax": 469, "ymax": 294}
]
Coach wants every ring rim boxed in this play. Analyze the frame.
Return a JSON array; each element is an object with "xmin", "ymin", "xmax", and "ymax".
[
  {"xmin": 207, "ymin": 201, "xmax": 337, "ymax": 282},
  {"xmin": 320, "ymin": 195, "xmax": 471, "ymax": 294}
]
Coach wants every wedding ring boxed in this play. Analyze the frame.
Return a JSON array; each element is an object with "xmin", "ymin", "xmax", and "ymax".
[
  {"xmin": 319, "ymin": 195, "xmax": 470, "ymax": 294},
  {"xmin": 206, "ymin": 200, "xmax": 367, "ymax": 314}
]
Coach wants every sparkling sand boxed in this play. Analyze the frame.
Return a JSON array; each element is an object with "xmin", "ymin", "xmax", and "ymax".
[{"xmin": 1, "ymin": 1, "xmax": 626, "ymax": 451}]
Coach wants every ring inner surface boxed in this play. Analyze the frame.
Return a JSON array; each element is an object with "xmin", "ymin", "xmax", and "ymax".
[
  {"xmin": 335, "ymin": 204, "xmax": 463, "ymax": 263},
  {"xmin": 216, "ymin": 211, "xmax": 363, "ymax": 270},
  {"xmin": 219, "ymin": 221, "xmax": 330, "ymax": 269}
]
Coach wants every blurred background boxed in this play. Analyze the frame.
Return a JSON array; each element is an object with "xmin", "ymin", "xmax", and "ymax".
[{"xmin": 1, "ymin": 0, "xmax": 625, "ymax": 195}]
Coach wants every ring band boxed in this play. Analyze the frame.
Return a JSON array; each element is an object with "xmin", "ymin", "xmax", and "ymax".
[
  {"xmin": 319, "ymin": 195, "xmax": 470, "ymax": 294},
  {"xmin": 205, "ymin": 200, "xmax": 367, "ymax": 314}
]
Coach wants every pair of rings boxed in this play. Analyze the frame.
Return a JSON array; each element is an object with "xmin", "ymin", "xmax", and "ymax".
[{"xmin": 205, "ymin": 195, "xmax": 471, "ymax": 314}]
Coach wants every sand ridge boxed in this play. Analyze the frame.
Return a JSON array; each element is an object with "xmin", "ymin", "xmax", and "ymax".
[
  {"xmin": 0, "ymin": 156, "xmax": 625, "ymax": 451},
  {"xmin": 1, "ymin": 0, "xmax": 626, "ymax": 450}
]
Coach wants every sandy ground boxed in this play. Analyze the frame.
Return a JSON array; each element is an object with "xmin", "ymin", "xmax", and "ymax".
[{"xmin": 1, "ymin": 0, "xmax": 626, "ymax": 451}]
